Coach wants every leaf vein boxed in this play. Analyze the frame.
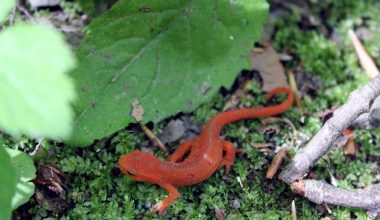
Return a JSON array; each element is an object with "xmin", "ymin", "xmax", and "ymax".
[{"xmin": 74, "ymin": 1, "xmax": 195, "ymax": 126}]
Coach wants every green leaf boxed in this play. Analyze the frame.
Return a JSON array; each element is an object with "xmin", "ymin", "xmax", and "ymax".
[
  {"xmin": 0, "ymin": 147, "xmax": 16, "ymax": 220},
  {"xmin": 0, "ymin": 134, "xmax": 5, "ymax": 147},
  {"xmin": 0, "ymin": 24, "xmax": 76, "ymax": 140},
  {"xmin": 0, "ymin": 0, "xmax": 15, "ymax": 23},
  {"xmin": 69, "ymin": 0, "xmax": 268, "ymax": 146},
  {"xmin": 6, "ymin": 148, "xmax": 36, "ymax": 210}
]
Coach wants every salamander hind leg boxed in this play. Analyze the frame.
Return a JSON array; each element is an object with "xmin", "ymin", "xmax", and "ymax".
[
  {"xmin": 167, "ymin": 139, "xmax": 195, "ymax": 163},
  {"xmin": 220, "ymin": 140, "xmax": 237, "ymax": 174},
  {"xmin": 153, "ymin": 183, "xmax": 180, "ymax": 214}
]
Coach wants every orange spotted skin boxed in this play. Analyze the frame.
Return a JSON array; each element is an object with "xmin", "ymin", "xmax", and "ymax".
[{"xmin": 118, "ymin": 87, "xmax": 294, "ymax": 213}]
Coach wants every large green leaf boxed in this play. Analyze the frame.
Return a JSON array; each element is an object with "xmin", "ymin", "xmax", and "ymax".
[
  {"xmin": 0, "ymin": 147, "xmax": 16, "ymax": 220},
  {"xmin": 0, "ymin": 24, "xmax": 76, "ymax": 140},
  {"xmin": 69, "ymin": 0, "xmax": 268, "ymax": 146},
  {"xmin": 6, "ymin": 148, "xmax": 36, "ymax": 210},
  {"xmin": 0, "ymin": 0, "xmax": 15, "ymax": 23}
]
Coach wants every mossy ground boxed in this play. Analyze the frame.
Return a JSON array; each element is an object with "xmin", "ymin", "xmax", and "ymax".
[{"xmin": 11, "ymin": 0, "xmax": 380, "ymax": 219}]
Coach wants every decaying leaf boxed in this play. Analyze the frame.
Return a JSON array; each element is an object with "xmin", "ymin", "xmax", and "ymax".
[
  {"xmin": 34, "ymin": 164, "xmax": 66, "ymax": 193},
  {"xmin": 343, "ymin": 138, "xmax": 359, "ymax": 157},
  {"xmin": 260, "ymin": 125, "xmax": 280, "ymax": 140},
  {"xmin": 33, "ymin": 164, "xmax": 68, "ymax": 213},
  {"xmin": 250, "ymin": 42, "xmax": 289, "ymax": 92},
  {"xmin": 223, "ymin": 78, "xmax": 252, "ymax": 111},
  {"xmin": 317, "ymin": 108, "xmax": 335, "ymax": 123},
  {"xmin": 214, "ymin": 205, "xmax": 225, "ymax": 220},
  {"xmin": 262, "ymin": 116, "xmax": 298, "ymax": 148},
  {"xmin": 342, "ymin": 129, "xmax": 358, "ymax": 157},
  {"xmin": 131, "ymin": 99, "xmax": 144, "ymax": 122}
]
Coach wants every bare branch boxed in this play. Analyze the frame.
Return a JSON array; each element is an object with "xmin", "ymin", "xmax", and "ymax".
[
  {"xmin": 291, "ymin": 180, "xmax": 380, "ymax": 219},
  {"xmin": 351, "ymin": 96, "xmax": 380, "ymax": 129},
  {"xmin": 279, "ymin": 75, "xmax": 380, "ymax": 184}
]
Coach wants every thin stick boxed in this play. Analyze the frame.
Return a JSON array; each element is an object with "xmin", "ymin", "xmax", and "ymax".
[
  {"xmin": 140, "ymin": 124, "xmax": 168, "ymax": 153},
  {"xmin": 349, "ymin": 29, "xmax": 380, "ymax": 129},
  {"xmin": 17, "ymin": 4, "xmax": 37, "ymax": 23},
  {"xmin": 30, "ymin": 138, "xmax": 44, "ymax": 156},
  {"xmin": 287, "ymin": 70, "xmax": 303, "ymax": 115},
  {"xmin": 348, "ymin": 29, "xmax": 379, "ymax": 78},
  {"xmin": 291, "ymin": 200, "xmax": 297, "ymax": 220}
]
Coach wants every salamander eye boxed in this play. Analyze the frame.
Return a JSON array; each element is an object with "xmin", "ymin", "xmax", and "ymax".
[{"xmin": 127, "ymin": 171, "xmax": 135, "ymax": 176}]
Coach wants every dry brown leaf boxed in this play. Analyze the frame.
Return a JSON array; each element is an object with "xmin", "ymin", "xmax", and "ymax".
[
  {"xmin": 262, "ymin": 116, "xmax": 298, "ymax": 150},
  {"xmin": 214, "ymin": 205, "xmax": 225, "ymax": 220},
  {"xmin": 33, "ymin": 164, "xmax": 68, "ymax": 213},
  {"xmin": 131, "ymin": 99, "xmax": 144, "ymax": 122},
  {"xmin": 250, "ymin": 42, "xmax": 289, "ymax": 92},
  {"xmin": 222, "ymin": 79, "xmax": 252, "ymax": 111},
  {"xmin": 266, "ymin": 146, "xmax": 288, "ymax": 179},
  {"xmin": 342, "ymin": 129, "xmax": 358, "ymax": 157}
]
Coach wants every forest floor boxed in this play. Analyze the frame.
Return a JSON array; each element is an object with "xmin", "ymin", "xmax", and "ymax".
[{"xmin": 11, "ymin": 0, "xmax": 380, "ymax": 219}]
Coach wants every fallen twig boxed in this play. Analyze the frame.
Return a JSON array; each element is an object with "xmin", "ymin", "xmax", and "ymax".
[
  {"xmin": 287, "ymin": 70, "xmax": 303, "ymax": 115},
  {"xmin": 348, "ymin": 29, "xmax": 379, "ymax": 78},
  {"xmin": 17, "ymin": 4, "xmax": 37, "ymax": 23},
  {"xmin": 139, "ymin": 124, "xmax": 168, "ymax": 153},
  {"xmin": 279, "ymin": 75, "xmax": 380, "ymax": 183},
  {"xmin": 276, "ymin": 31, "xmax": 380, "ymax": 218},
  {"xmin": 30, "ymin": 138, "xmax": 44, "ymax": 156},
  {"xmin": 291, "ymin": 200, "xmax": 297, "ymax": 220},
  {"xmin": 291, "ymin": 180, "xmax": 380, "ymax": 218}
]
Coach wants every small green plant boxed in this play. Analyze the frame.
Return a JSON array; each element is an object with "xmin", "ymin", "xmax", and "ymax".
[
  {"xmin": 0, "ymin": 0, "xmax": 76, "ymax": 218},
  {"xmin": 0, "ymin": 146, "xmax": 16, "ymax": 220},
  {"xmin": 5, "ymin": 148, "xmax": 36, "ymax": 210}
]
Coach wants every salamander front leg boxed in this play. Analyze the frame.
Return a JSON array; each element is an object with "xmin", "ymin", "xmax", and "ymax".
[
  {"xmin": 167, "ymin": 139, "xmax": 195, "ymax": 163},
  {"xmin": 220, "ymin": 140, "xmax": 237, "ymax": 174},
  {"xmin": 153, "ymin": 183, "xmax": 180, "ymax": 214}
]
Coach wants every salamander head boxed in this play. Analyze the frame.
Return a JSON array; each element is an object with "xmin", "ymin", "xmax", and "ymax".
[{"xmin": 118, "ymin": 150, "xmax": 160, "ymax": 181}]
